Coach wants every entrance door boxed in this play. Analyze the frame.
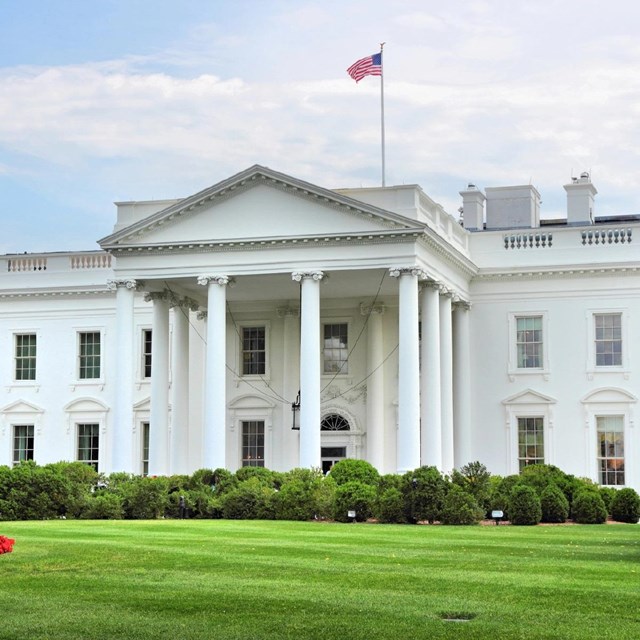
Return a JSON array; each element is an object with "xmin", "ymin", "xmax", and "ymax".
[{"xmin": 321, "ymin": 446, "xmax": 346, "ymax": 475}]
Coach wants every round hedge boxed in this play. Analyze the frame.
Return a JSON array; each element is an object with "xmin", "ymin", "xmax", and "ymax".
[
  {"xmin": 610, "ymin": 488, "xmax": 640, "ymax": 523},
  {"xmin": 572, "ymin": 490, "xmax": 607, "ymax": 524},
  {"xmin": 509, "ymin": 485, "xmax": 542, "ymax": 525}
]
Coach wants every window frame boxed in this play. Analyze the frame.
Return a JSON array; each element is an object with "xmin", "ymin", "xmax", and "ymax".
[
  {"xmin": 596, "ymin": 415, "xmax": 625, "ymax": 486},
  {"xmin": 77, "ymin": 330, "xmax": 102, "ymax": 381},
  {"xmin": 507, "ymin": 312, "xmax": 549, "ymax": 379},
  {"xmin": 241, "ymin": 326, "xmax": 266, "ymax": 376},
  {"xmin": 236, "ymin": 321, "xmax": 270, "ymax": 380},
  {"xmin": 517, "ymin": 416, "xmax": 545, "ymax": 471},
  {"xmin": 14, "ymin": 332, "xmax": 37, "ymax": 382},
  {"xmin": 241, "ymin": 420, "xmax": 265, "ymax": 468},
  {"xmin": 141, "ymin": 328, "xmax": 152, "ymax": 380},
  {"xmin": 13, "ymin": 424, "xmax": 35, "ymax": 466},
  {"xmin": 141, "ymin": 421, "xmax": 150, "ymax": 476},
  {"xmin": 322, "ymin": 320, "xmax": 350, "ymax": 376},
  {"xmin": 594, "ymin": 312, "xmax": 623, "ymax": 368},
  {"xmin": 77, "ymin": 422, "xmax": 100, "ymax": 471},
  {"xmin": 586, "ymin": 309, "xmax": 628, "ymax": 375}
]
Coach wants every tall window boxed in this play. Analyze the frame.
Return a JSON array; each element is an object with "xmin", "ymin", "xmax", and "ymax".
[
  {"xmin": 142, "ymin": 329, "xmax": 152, "ymax": 378},
  {"xmin": 13, "ymin": 425, "xmax": 34, "ymax": 465},
  {"xmin": 595, "ymin": 313, "xmax": 622, "ymax": 366},
  {"xmin": 518, "ymin": 417, "xmax": 544, "ymax": 471},
  {"xmin": 78, "ymin": 331, "xmax": 101, "ymax": 379},
  {"xmin": 77, "ymin": 423, "xmax": 99, "ymax": 471},
  {"xmin": 323, "ymin": 323, "xmax": 348, "ymax": 374},
  {"xmin": 241, "ymin": 420, "xmax": 264, "ymax": 467},
  {"xmin": 516, "ymin": 316, "xmax": 542, "ymax": 368},
  {"xmin": 242, "ymin": 327, "xmax": 265, "ymax": 375},
  {"xmin": 15, "ymin": 333, "xmax": 37, "ymax": 380},
  {"xmin": 597, "ymin": 416, "xmax": 625, "ymax": 485},
  {"xmin": 142, "ymin": 422, "xmax": 150, "ymax": 476}
]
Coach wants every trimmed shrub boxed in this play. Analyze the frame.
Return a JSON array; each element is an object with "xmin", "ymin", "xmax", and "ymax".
[
  {"xmin": 376, "ymin": 487, "xmax": 406, "ymax": 524},
  {"xmin": 328, "ymin": 459, "xmax": 380, "ymax": 488},
  {"xmin": 221, "ymin": 477, "xmax": 276, "ymax": 520},
  {"xmin": 274, "ymin": 468, "xmax": 328, "ymax": 521},
  {"xmin": 404, "ymin": 466, "xmax": 449, "ymax": 524},
  {"xmin": 572, "ymin": 490, "xmax": 607, "ymax": 524},
  {"xmin": 334, "ymin": 481, "xmax": 377, "ymax": 522},
  {"xmin": 599, "ymin": 487, "xmax": 617, "ymax": 515},
  {"xmin": 235, "ymin": 466, "xmax": 276, "ymax": 486},
  {"xmin": 488, "ymin": 474, "xmax": 520, "ymax": 520},
  {"xmin": 540, "ymin": 484, "xmax": 569, "ymax": 523},
  {"xmin": 610, "ymin": 488, "xmax": 640, "ymax": 524},
  {"xmin": 82, "ymin": 492, "xmax": 124, "ymax": 519},
  {"xmin": 378, "ymin": 473, "xmax": 403, "ymax": 494},
  {"xmin": 509, "ymin": 485, "xmax": 542, "ymax": 525},
  {"xmin": 451, "ymin": 461, "xmax": 492, "ymax": 512},
  {"xmin": 440, "ymin": 485, "xmax": 484, "ymax": 525},
  {"xmin": 120, "ymin": 476, "xmax": 169, "ymax": 519}
]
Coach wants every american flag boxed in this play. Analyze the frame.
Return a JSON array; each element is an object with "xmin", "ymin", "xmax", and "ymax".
[{"xmin": 347, "ymin": 52, "xmax": 382, "ymax": 83}]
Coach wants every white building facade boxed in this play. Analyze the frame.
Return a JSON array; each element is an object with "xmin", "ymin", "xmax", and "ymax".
[{"xmin": 1, "ymin": 166, "xmax": 638, "ymax": 489}]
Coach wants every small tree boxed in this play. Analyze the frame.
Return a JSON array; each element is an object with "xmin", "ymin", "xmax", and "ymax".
[
  {"xmin": 572, "ymin": 490, "xmax": 607, "ymax": 524},
  {"xmin": 440, "ymin": 485, "xmax": 484, "ymax": 525},
  {"xmin": 509, "ymin": 485, "xmax": 542, "ymax": 525},
  {"xmin": 451, "ymin": 461, "xmax": 492, "ymax": 512},
  {"xmin": 540, "ymin": 484, "xmax": 569, "ymax": 523},
  {"xmin": 610, "ymin": 488, "xmax": 640, "ymax": 523},
  {"xmin": 334, "ymin": 481, "xmax": 376, "ymax": 522},
  {"xmin": 404, "ymin": 466, "xmax": 449, "ymax": 524}
]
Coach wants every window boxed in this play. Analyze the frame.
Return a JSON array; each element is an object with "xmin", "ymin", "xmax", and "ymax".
[
  {"xmin": 597, "ymin": 416, "xmax": 624, "ymax": 485},
  {"xmin": 321, "ymin": 414, "xmax": 351, "ymax": 431},
  {"xmin": 142, "ymin": 329, "xmax": 152, "ymax": 378},
  {"xmin": 13, "ymin": 425, "xmax": 34, "ymax": 465},
  {"xmin": 516, "ymin": 316, "xmax": 542, "ymax": 368},
  {"xmin": 323, "ymin": 323, "xmax": 348, "ymax": 374},
  {"xmin": 241, "ymin": 420, "xmax": 264, "ymax": 467},
  {"xmin": 518, "ymin": 417, "xmax": 544, "ymax": 471},
  {"xmin": 142, "ymin": 421, "xmax": 150, "ymax": 476},
  {"xmin": 78, "ymin": 331, "xmax": 101, "ymax": 379},
  {"xmin": 595, "ymin": 313, "xmax": 622, "ymax": 366},
  {"xmin": 242, "ymin": 327, "xmax": 265, "ymax": 375},
  {"xmin": 77, "ymin": 423, "xmax": 99, "ymax": 471},
  {"xmin": 15, "ymin": 333, "xmax": 36, "ymax": 380}
]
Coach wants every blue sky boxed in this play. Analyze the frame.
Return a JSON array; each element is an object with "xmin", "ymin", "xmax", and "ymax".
[{"xmin": 2, "ymin": 1, "xmax": 640, "ymax": 253}]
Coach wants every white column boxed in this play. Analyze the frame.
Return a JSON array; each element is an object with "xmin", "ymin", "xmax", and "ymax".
[
  {"xmin": 108, "ymin": 279, "xmax": 137, "ymax": 473},
  {"xmin": 420, "ymin": 282, "xmax": 442, "ymax": 470},
  {"xmin": 390, "ymin": 267, "xmax": 422, "ymax": 474},
  {"xmin": 453, "ymin": 301, "xmax": 472, "ymax": 468},
  {"xmin": 147, "ymin": 292, "xmax": 170, "ymax": 475},
  {"xmin": 170, "ymin": 300, "xmax": 193, "ymax": 475},
  {"xmin": 292, "ymin": 270, "xmax": 323, "ymax": 469},
  {"xmin": 440, "ymin": 291, "xmax": 454, "ymax": 474},
  {"xmin": 198, "ymin": 275, "xmax": 228, "ymax": 470},
  {"xmin": 362, "ymin": 302, "xmax": 385, "ymax": 471},
  {"xmin": 278, "ymin": 306, "xmax": 300, "ymax": 469}
]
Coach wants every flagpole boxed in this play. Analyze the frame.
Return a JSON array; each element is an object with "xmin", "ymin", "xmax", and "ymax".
[{"xmin": 380, "ymin": 42, "xmax": 386, "ymax": 187}]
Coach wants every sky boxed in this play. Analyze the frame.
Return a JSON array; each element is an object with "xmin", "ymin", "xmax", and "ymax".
[{"xmin": 2, "ymin": 0, "xmax": 640, "ymax": 254}]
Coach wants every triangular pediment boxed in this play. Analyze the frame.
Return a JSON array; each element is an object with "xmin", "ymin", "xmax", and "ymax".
[
  {"xmin": 1, "ymin": 400, "xmax": 44, "ymax": 415},
  {"xmin": 502, "ymin": 389, "xmax": 557, "ymax": 405},
  {"xmin": 100, "ymin": 165, "xmax": 423, "ymax": 248}
]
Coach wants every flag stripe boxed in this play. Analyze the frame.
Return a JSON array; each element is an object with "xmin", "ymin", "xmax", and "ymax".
[{"xmin": 347, "ymin": 52, "xmax": 382, "ymax": 83}]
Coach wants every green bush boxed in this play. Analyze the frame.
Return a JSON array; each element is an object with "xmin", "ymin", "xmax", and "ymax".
[
  {"xmin": 610, "ymin": 488, "xmax": 640, "ymax": 524},
  {"xmin": 451, "ymin": 461, "xmax": 492, "ymax": 512},
  {"xmin": 235, "ymin": 466, "xmax": 277, "ymax": 486},
  {"xmin": 404, "ymin": 466, "xmax": 449, "ymax": 524},
  {"xmin": 440, "ymin": 485, "xmax": 484, "ymax": 525},
  {"xmin": 274, "ymin": 468, "xmax": 328, "ymax": 521},
  {"xmin": 509, "ymin": 485, "xmax": 542, "ymax": 525},
  {"xmin": 334, "ymin": 481, "xmax": 377, "ymax": 522},
  {"xmin": 488, "ymin": 474, "xmax": 520, "ymax": 520},
  {"xmin": 221, "ymin": 477, "xmax": 276, "ymax": 520},
  {"xmin": 82, "ymin": 492, "xmax": 124, "ymax": 519},
  {"xmin": 120, "ymin": 476, "xmax": 169, "ymax": 519},
  {"xmin": 378, "ymin": 473, "xmax": 403, "ymax": 494},
  {"xmin": 540, "ymin": 484, "xmax": 569, "ymax": 523},
  {"xmin": 572, "ymin": 490, "xmax": 607, "ymax": 524},
  {"xmin": 599, "ymin": 487, "xmax": 617, "ymax": 515},
  {"xmin": 328, "ymin": 459, "xmax": 380, "ymax": 487},
  {"xmin": 376, "ymin": 487, "xmax": 406, "ymax": 524}
]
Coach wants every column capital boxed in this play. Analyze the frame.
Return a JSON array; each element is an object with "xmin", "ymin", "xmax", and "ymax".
[
  {"xmin": 389, "ymin": 266, "xmax": 425, "ymax": 279},
  {"xmin": 197, "ymin": 274, "xmax": 230, "ymax": 287},
  {"xmin": 107, "ymin": 278, "xmax": 138, "ymax": 291},
  {"xmin": 277, "ymin": 306, "xmax": 300, "ymax": 318},
  {"xmin": 360, "ymin": 302, "xmax": 385, "ymax": 316},
  {"xmin": 419, "ymin": 278, "xmax": 441, "ymax": 292},
  {"xmin": 292, "ymin": 270, "xmax": 324, "ymax": 282},
  {"xmin": 144, "ymin": 290, "xmax": 171, "ymax": 303},
  {"xmin": 196, "ymin": 310, "xmax": 208, "ymax": 321},
  {"xmin": 170, "ymin": 295, "xmax": 200, "ymax": 312},
  {"xmin": 452, "ymin": 297, "xmax": 472, "ymax": 310}
]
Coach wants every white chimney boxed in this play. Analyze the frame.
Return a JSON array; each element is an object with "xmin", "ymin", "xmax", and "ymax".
[
  {"xmin": 459, "ymin": 184, "xmax": 486, "ymax": 230},
  {"xmin": 564, "ymin": 172, "xmax": 596, "ymax": 225},
  {"xmin": 485, "ymin": 185, "xmax": 541, "ymax": 230}
]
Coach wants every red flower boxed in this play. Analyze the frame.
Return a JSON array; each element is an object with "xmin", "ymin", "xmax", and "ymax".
[{"xmin": 0, "ymin": 536, "xmax": 15, "ymax": 554}]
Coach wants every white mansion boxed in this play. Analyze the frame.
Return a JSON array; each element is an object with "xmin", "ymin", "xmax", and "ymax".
[{"xmin": 1, "ymin": 165, "xmax": 638, "ymax": 489}]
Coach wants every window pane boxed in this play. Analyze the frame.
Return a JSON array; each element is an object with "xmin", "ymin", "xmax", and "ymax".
[
  {"xmin": 323, "ymin": 323, "xmax": 348, "ymax": 374},
  {"xmin": 241, "ymin": 420, "xmax": 265, "ymax": 467},
  {"xmin": 142, "ymin": 422, "xmax": 150, "ymax": 476},
  {"xmin": 242, "ymin": 327, "xmax": 266, "ymax": 375},
  {"xmin": 597, "ymin": 416, "xmax": 625, "ymax": 485},
  {"xmin": 143, "ymin": 330, "xmax": 152, "ymax": 378},
  {"xmin": 15, "ymin": 334, "xmax": 37, "ymax": 380},
  {"xmin": 77, "ymin": 423, "xmax": 99, "ymax": 471},
  {"xmin": 518, "ymin": 417, "xmax": 544, "ymax": 471},
  {"xmin": 516, "ymin": 317, "xmax": 542, "ymax": 368},
  {"xmin": 13, "ymin": 424, "xmax": 34, "ymax": 465},
  {"xmin": 79, "ymin": 332, "xmax": 101, "ymax": 379},
  {"xmin": 595, "ymin": 314, "xmax": 622, "ymax": 367}
]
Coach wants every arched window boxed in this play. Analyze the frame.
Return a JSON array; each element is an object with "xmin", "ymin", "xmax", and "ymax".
[{"xmin": 321, "ymin": 414, "xmax": 350, "ymax": 431}]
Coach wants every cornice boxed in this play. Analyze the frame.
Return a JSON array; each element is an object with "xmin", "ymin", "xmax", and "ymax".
[
  {"xmin": 475, "ymin": 264, "xmax": 640, "ymax": 281},
  {"xmin": 417, "ymin": 231, "xmax": 477, "ymax": 279},
  {"xmin": 0, "ymin": 287, "xmax": 113, "ymax": 300},
  {"xmin": 107, "ymin": 230, "xmax": 424, "ymax": 257}
]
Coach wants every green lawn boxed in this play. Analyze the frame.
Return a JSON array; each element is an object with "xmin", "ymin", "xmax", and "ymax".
[{"xmin": 0, "ymin": 520, "xmax": 638, "ymax": 639}]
